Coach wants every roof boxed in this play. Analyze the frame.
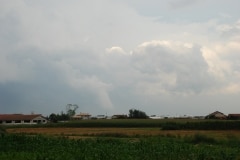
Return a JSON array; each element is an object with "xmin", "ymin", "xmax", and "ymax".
[
  {"xmin": 205, "ymin": 111, "xmax": 227, "ymax": 119},
  {"xmin": 75, "ymin": 113, "xmax": 91, "ymax": 116},
  {"xmin": 208, "ymin": 111, "xmax": 225, "ymax": 116},
  {"xmin": 228, "ymin": 114, "xmax": 240, "ymax": 117},
  {"xmin": 72, "ymin": 113, "xmax": 91, "ymax": 119},
  {"xmin": 0, "ymin": 114, "xmax": 42, "ymax": 121}
]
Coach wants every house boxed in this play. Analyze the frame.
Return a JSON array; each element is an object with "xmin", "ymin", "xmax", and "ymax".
[
  {"xmin": 96, "ymin": 115, "xmax": 106, "ymax": 119},
  {"xmin": 149, "ymin": 115, "xmax": 163, "ymax": 119},
  {"xmin": 0, "ymin": 114, "xmax": 47, "ymax": 125},
  {"xmin": 205, "ymin": 111, "xmax": 227, "ymax": 119},
  {"xmin": 112, "ymin": 114, "xmax": 128, "ymax": 119},
  {"xmin": 72, "ymin": 112, "xmax": 91, "ymax": 120},
  {"xmin": 228, "ymin": 114, "xmax": 240, "ymax": 120}
]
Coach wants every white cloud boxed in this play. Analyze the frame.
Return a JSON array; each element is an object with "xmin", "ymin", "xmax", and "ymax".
[
  {"xmin": 130, "ymin": 40, "xmax": 212, "ymax": 95},
  {"xmin": 216, "ymin": 20, "xmax": 240, "ymax": 39},
  {"xmin": 105, "ymin": 46, "xmax": 127, "ymax": 55},
  {"xmin": 202, "ymin": 38, "xmax": 240, "ymax": 94}
]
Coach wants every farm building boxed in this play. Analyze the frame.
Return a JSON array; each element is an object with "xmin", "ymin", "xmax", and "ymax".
[
  {"xmin": 96, "ymin": 115, "xmax": 106, "ymax": 119},
  {"xmin": 72, "ymin": 113, "xmax": 91, "ymax": 120},
  {"xmin": 205, "ymin": 111, "xmax": 227, "ymax": 119},
  {"xmin": 228, "ymin": 114, "xmax": 240, "ymax": 120},
  {"xmin": 149, "ymin": 115, "xmax": 163, "ymax": 119},
  {"xmin": 0, "ymin": 114, "xmax": 47, "ymax": 125},
  {"xmin": 112, "ymin": 114, "xmax": 128, "ymax": 119}
]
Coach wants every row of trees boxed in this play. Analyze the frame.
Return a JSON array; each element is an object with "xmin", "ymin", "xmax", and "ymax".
[
  {"xmin": 48, "ymin": 104, "xmax": 79, "ymax": 122},
  {"xmin": 48, "ymin": 104, "xmax": 148, "ymax": 122}
]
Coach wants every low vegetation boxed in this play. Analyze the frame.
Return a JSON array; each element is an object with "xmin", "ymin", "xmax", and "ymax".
[
  {"xmin": 161, "ymin": 120, "xmax": 240, "ymax": 130},
  {"xmin": 0, "ymin": 133, "xmax": 240, "ymax": 160},
  {"xmin": 0, "ymin": 126, "xmax": 5, "ymax": 136}
]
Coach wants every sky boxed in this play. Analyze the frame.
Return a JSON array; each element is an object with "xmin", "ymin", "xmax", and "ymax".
[{"xmin": 0, "ymin": 0, "xmax": 240, "ymax": 117}]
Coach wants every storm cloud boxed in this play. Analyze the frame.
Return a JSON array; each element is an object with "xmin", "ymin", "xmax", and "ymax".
[{"xmin": 1, "ymin": 0, "xmax": 240, "ymax": 116}]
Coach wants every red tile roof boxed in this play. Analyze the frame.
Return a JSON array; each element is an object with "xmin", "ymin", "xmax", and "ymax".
[{"xmin": 0, "ymin": 114, "xmax": 42, "ymax": 121}]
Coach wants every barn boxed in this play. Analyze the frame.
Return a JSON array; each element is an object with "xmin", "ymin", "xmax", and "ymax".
[
  {"xmin": 0, "ymin": 114, "xmax": 47, "ymax": 125},
  {"xmin": 205, "ymin": 111, "xmax": 227, "ymax": 119}
]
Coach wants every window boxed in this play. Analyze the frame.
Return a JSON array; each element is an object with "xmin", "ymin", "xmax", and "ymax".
[
  {"xmin": 24, "ymin": 120, "xmax": 30, "ymax": 123},
  {"xmin": 15, "ymin": 120, "xmax": 21, "ymax": 123}
]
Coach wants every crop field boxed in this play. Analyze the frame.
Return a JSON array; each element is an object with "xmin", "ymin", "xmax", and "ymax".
[
  {"xmin": 1, "ymin": 119, "xmax": 240, "ymax": 159},
  {"xmin": 6, "ymin": 127, "xmax": 240, "ymax": 140},
  {"xmin": 1, "ymin": 132, "xmax": 240, "ymax": 160}
]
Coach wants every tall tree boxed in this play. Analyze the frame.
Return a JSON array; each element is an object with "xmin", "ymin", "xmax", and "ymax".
[
  {"xmin": 66, "ymin": 104, "xmax": 79, "ymax": 117},
  {"xmin": 128, "ymin": 108, "xmax": 148, "ymax": 119},
  {"xmin": 49, "ymin": 113, "xmax": 58, "ymax": 123}
]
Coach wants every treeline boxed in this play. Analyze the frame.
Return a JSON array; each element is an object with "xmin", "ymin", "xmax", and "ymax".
[
  {"xmin": 48, "ymin": 112, "xmax": 70, "ymax": 123},
  {"xmin": 48, "ymin": 108, "xmax": 148, "ymax": 123}
]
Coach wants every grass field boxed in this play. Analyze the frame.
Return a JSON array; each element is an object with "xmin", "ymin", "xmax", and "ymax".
[{"xmin": 1, "ymin": 119, "xmax": 240, "ymax": 159}]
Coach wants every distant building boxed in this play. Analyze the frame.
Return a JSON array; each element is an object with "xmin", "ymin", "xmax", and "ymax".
[
  {"xmin": 149, "ymin": 115, "xmax": 163, "ymax": 119},
  {"xmin": 205, "ymin": 111, "xmax": 227, "ymax": 119},
  {"xmin": 72, "ymin": 112, "xmax": 91, "ymax": 120},
  {"xmin": 96, "ymin": 115, "xmax": 106, "ymax": 119},
  {"xmin": 0, "ymin": 114, "xmax": 47, "ymax": 125},
  {"xmin": 112, "ymin": 114, "xmax": 128, "ymax": 119},
  {"xmin": 228, "ymin": 114, "xmax": 240, "ymax": 120},
  {"xmin": 193, "ymin": 116, "xmax": 205, "ymax": 119}
]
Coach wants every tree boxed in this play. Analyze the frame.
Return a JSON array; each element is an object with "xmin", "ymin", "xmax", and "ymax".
[
  {"xmin": 66, "ymin": 104, "xmax": 79, "ymax": 117},
  {"xmin": 48, "ymin": 112, "xmax": 70, "ymax": 122},
  {"xmin": 128, "ymin": 108, "xmax": 148, "ymax": 119},
  {"xmin": 49, "ymin": 113, "xmax": 58, "ymax": 123}
]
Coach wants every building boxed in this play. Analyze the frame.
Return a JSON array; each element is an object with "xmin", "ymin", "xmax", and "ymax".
[
  {"xmin": 112, "ymin": 114, "xmax": 128, "ymax": 119},
  {"xmin": 72, "ymin": 112, "xmax": 91, "ymax": 120},
  {"xmin": 0, "ymin": 114, "xmax": 47, "ymax": 125},
  {"xmin": 205, "ymin": 111, "xmax": 227, "ymax": 119},
  {"xmin": 228, "ymin": 114, "xmax": 240, "ymax": 120},
  {"xmin": 149, "ymin": 115, "xmax": 163, "ymax": 119},
  {"xmin": 96, "ymin": 115, "xmax": 106, "ymax": 119}
]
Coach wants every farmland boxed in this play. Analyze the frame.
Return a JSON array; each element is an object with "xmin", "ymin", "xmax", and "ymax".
[
  {"xmin": 6, "ymin": 127, "xmax": 240, "ymax": 140},
  {"xmin": 1, "ymin": 119, "xmax": 240, "ymax": 159}
]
